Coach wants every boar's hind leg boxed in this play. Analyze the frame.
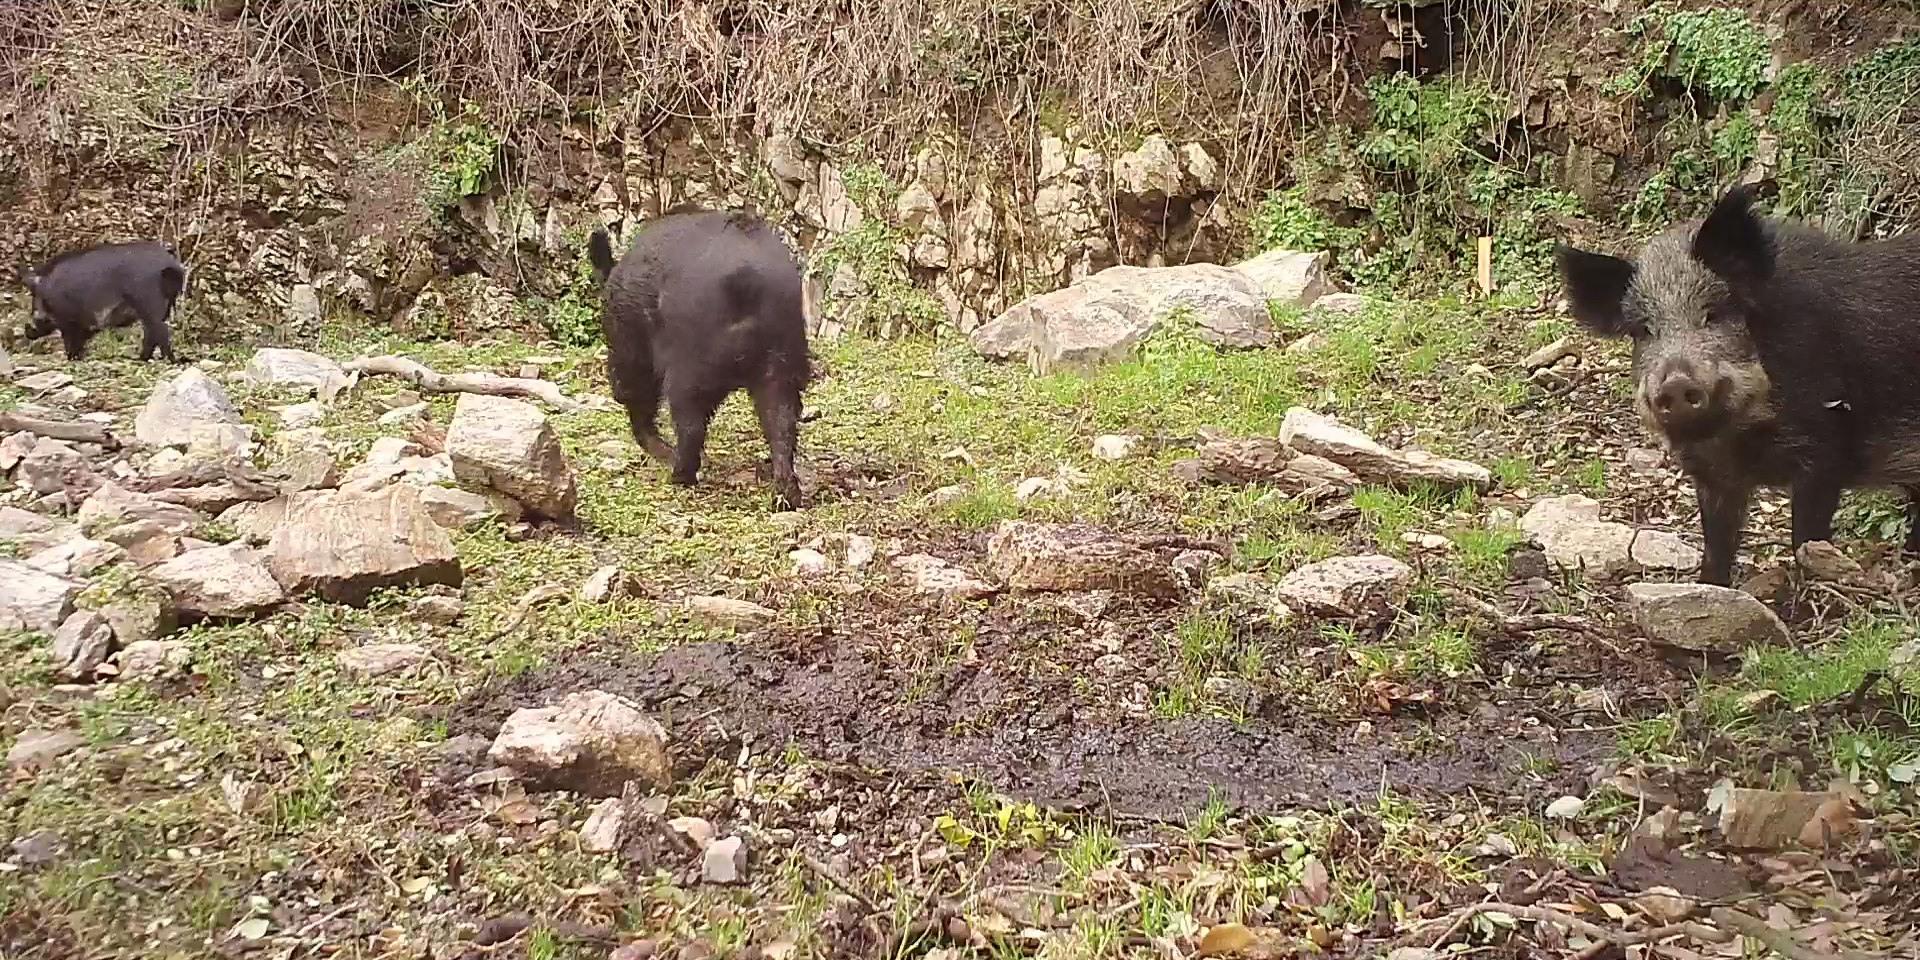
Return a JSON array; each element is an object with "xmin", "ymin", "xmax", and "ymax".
[
  {"xmin": 666, "ymin": 384, "xmax": 728, "ymax": 489},
  {"xmin": 1696, "ymin": 480, "xmax": 1753, "ymax": 586},
  {"xmin": 128, "ymin": 288, "xmax": 178, "ymax": 362},
  {"xmin": 751, "ymin": 377, "xmax": 803, "ymax": 511}
]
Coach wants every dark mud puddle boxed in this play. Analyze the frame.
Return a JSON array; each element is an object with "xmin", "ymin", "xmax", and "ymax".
[{"xmin": 450, "ymin": 630, "xmax": 1608, "ymax": 821}]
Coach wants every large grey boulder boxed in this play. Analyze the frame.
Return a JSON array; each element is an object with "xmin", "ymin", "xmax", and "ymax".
[
  {"xmin": 969, "ymin": 263, "xmax": 1277, "ymax": 370},
  {"xmin": 77, "ymin": 483, "xmax": 201, "ymax": 536},
  {"xmin": 1275, "ymin": 555, "xmax": 1414, "ymax": 626},
  {"xmin": 419, "ymin": 485, "xmax": 521, "ymax": 530},
  {"xmin": 1521, "ymin": 495, "xmax": 1701, "ymax": 578},
  {"xmin": 17, "ymin": 438, "xmax": 95, "ymax": 496},
  {"xmin": 134, "ymin": 368, "xmax": 242, "ymax": 447},
  {"xmin": 1231, "ymin": 250, "xmax": 1335, "ymax": 308},
  {"xmin": 25, "ymin": 538, "xmax": 124, "ymax": 579},
  {"xmin": 263, "ymin": 485, "xmax": 462, "ymax": 605},
  {"xmin": 50, "ymin": 610, "xmax": 114, "ymax": 681},
  {"xmin": 446, "ymin": 394, "xmax": 578, "ymax": 521},
  {"xmin": 245, "ymin": 348, "xmax": 347, "ymax": 397},
  {"xmin": 117, "ymin": 640, "xmax": 191, "ymax": 682},
  {"xmin": 0, "ymin": 507, "xmax": 78, "ymax": 554}
]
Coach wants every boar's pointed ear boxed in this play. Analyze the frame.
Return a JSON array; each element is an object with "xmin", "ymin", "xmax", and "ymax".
[
  {"xmin": 1692, "ymin": 184, "xmax": 1775, "ymax": 286},
  {"xmin": 1555, "ymin": 244, "xmax": 1636, "ymax": 337}
]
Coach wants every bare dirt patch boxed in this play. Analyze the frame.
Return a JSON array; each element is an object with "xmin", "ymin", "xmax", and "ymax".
[{"xmin": 451, "ymin": 583, "xmax": 1642, "ymax": 824}]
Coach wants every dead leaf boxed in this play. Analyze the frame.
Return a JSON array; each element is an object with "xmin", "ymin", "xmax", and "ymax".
[
  {"xmin": 1295, "ymin": 858, "xmax": 1330, "ymax": 907},
  {"xmin": 1720, "ymin": 787, "xmax": 1846, "ymax": 849},
  {"xmin": 1634, "ymin": 888, "xmax": 1697, "ymax": 923},
  {"xmin": 1196, "ymin": 923, "xmax": 1257, "ymax": 957},
  {"xmin": 969, "ymin": 911, "xmax": 1016, "ymax": 937},
  {"xmin": 1799, "ymin": 796, "xmax": 1856, "ymax": 847},
  {"xmin": 1305, "ymin": 922, "xmax": 1334, "ymax": 947},
  {"xmin": 220, "ymin": 772, "xmax": 255, "ymax": 814}
]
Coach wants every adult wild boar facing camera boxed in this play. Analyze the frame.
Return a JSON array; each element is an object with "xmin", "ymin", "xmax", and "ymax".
[
  {"xmin": 18, "ymin": 240, "xmax": 185, "ymax": 362},
  {"xmin": 1557, "ymin": 183, "xmax": 1920, "ymax": 586},
  {"xmin": 588, "ymin": 207, "xmax": 809, "ymax": 511}
]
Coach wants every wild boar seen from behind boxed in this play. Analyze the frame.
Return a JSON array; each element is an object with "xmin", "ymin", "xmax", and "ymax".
[
  {"xmin": 1557, "ymin": 183, "xmax": 1920, "ymax": 585},
  {"xmin": 588, "ymin": 207, "xmax": 810, "ymax": 511},
  {"xmin": 18, "ymin": 240, "xmax": 186, "ymax": 362}
]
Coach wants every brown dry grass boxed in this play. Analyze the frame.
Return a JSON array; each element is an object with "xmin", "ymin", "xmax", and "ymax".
[{"xmin": 0, "ymin": 0, "xmax": 1565, "ymax": 198}]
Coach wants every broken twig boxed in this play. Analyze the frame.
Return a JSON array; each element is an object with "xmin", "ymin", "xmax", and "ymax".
[
  {"xmin": 803, "ymin": 854, "xmax": 883, "ymax": 916},
  {"xmin": 482, "ymin": 584, "xmax": 571, "ymax": 642},
  {"xmin": 1445, "ymin": 588, "xmax": 1616, "ymax": 639},
  {"xmin": 344, "ymin": 354, "xmax": 584, "ymax": 413}
]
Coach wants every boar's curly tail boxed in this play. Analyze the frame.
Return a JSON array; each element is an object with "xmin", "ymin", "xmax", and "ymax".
[{"xmin": 587, "ymin": 229, "xmax": 616, "ymax": 284}]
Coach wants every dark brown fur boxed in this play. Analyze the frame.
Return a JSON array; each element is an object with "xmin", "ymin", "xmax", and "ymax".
[
  {"xmin": 589, "ymin": 208, "xmax": 810, "ymax": 510},
  {"xmin": 1559, "ymin": 185, "xmax": 1920, "ymax": 584},
  {"xmin": 19, "ymin": 240, "xmax": 185, "ymax": 362}
]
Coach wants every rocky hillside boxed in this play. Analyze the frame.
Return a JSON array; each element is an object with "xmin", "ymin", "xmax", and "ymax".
[{"xmin": 1, "ymin": 1, "xmax": 1915, "ymax": 353}]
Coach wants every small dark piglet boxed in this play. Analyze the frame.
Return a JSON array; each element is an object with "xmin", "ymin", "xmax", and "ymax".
[
  {"xmin": 18, "ymin": 240, "xmax": 185, "ymax": 361},
  {"xmin": 1557, "ymin": 184, "xmax": 1920, "ymax": 585},
  {"xmin": 588, "ymin": 207, "xmax": 810, "ymax": 510}
]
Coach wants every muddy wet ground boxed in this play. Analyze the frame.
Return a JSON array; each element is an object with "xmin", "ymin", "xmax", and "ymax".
[{"xmin": 449, "ymin": 575, "xmax": 1664, "ymax": 824}]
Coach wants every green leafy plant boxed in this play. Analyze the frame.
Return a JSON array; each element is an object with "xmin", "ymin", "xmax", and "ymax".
[
  {"xmin": 521, "ymin": 239, "xmax": 603, "ymax": 347},
  {"xmin": 1249, "ymin": 185, "xmax": 1355, "ymax": 255},
  {"xmin": 394, "ymin": 82, "xmax": 502, "ymax": 221},
  {"xmin": 1282, "ymin": 73, "xmax": 1583, "ymax": 291},
  {"xmin": 1611, "ymin": 4, "xmax": 1772, "ymax": 103}
]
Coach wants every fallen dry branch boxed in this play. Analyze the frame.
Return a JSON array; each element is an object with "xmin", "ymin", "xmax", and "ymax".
[
  {"xmin": 1445, "ymin": 588, "xmax": 1617, "ymax": 639},
  {"xmin": 481, "ymin": 584, "xmax": 571, "ymax": 642},
  {"xmin": 1709, "ymin": 906, "xmax": 1876, "ymax": 960},
  {"xmin": 1506, "ymin": 367, "xmax": 1593, "ymax": 412},
  {"xmin": 0, "ymin": 412, "xmax": 117, "ymax": 448},
  {"xmin": 344, "ymin": 355, "xmax": 584, "ymax": 413},
  {"xmin": 1421, "ymin": 900, "xmax": 1876, "ymax": 960},
  {"xmin": 803, "ymin": 854, "xmax": 883, "ymax": 917},
  {"xmin": 1427, "ymin": 901, "xmax": 1728, "ymax": 953},
  {"xmin": 135, "ymin": 458, "xmax": 277, "ymax": 493}
]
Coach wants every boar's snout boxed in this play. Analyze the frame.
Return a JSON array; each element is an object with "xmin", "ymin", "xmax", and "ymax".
[{"xmin": 1644, "ymin": 356, "xmax": 1727, "ymax": 441}]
